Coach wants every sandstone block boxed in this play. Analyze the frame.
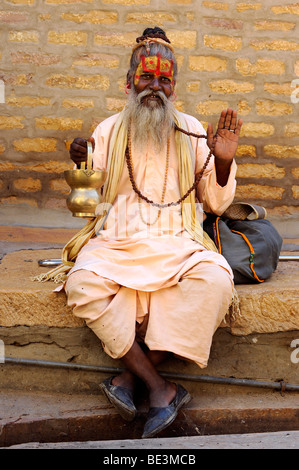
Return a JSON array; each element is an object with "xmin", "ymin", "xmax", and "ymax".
[
  {"xmin": 271, "ymin": 4, "xmax": 299, "ymax": 15},
  {"xmin": 209, "ymin": 79, "xmax": 254, "ymax": 94},
  {"xmin": 36, "ymin": 161, "xmax": 73, "ymax": 172},
  {"xmin": 256, "ymin": 100, "xmax": 293, "ymax": 116},
  {"xmin": 0, "ymin": 11, "xmax": 28, "ymax": 23},
  {"xmin": 235, "ymin": 145, "xmax": 257, "ymax": 158},
  {"xmin": 11, "ymin": 51, "xmax": 61, "ymax": 65},
  {"xmin": 264, "ymin": 145, "xmax": 299, "ymax": 159},
  {"xmin": 8, "ymin": 31, "xmax": 38, "ymax": 42},
  {"xmin": 94, "ymin": 32, "xmax": 137, "ymax": 47},
  {"xmin": 196, "ymin": 100, "xmax": 229, "ymax": 115},
  {"xmin": 62, "ymin": 98, "xmax": 94, "ymax": 109},
  {"xmin": 237, "ymin": 100, "xmax": 251, "ymax": 115},
  {"xmin": 6, "ymin": 96, "xmax": 51, "ymax": 107},
  {"xmin": 0, "ymin": 196, "xmax": 38, "ymax": 207},
  {"xmin": 72, "ymin": 53, "xmax": 119, "ymax": 68},
  {"xmin": 39, "ymin": 14, "xmax": 51, "ymax": 20},
  {"xmin": 232, "ymin": 260, "xmax": 299, "ymax": 335},
  {"xmin": 284, "ymin": 123, "xmax": 299, "ymax": 137},
  {"xmin": 46, "ymin": 74, "xmax": 109, "ymax": 90},
  {"xmin": 250, "ymin": 40, "xmax": 299, "ymax": 51},
  {"xmin": 13, "ymin": 138, "xmax": 57, "ymax": 153},
  {"xmin": 125, "ymin": 12, "xmax": 176, "ymax": 24},
  {"xmin": 235, "ymin": 184, "xmax": 285, "ymax": 200},
  {"xmin": 0, "ymin": 116, "xmax": 24, "ymax": 129},
  {"xmin": 240, "ymin": 123, "xmax": 275, "ymax": 138},
  {"xmin": 1, "ymin": 73, "xmax": 33, "ymax": 85},
  {"xmin": 166, "ymin": 30, "xmax": 197, "ymax": 49},
  {"xmin": 264, "ymin": 83, "xmax": 292, "ymax": 96},
  {"xmin": 204, "ymin": 35, "xmax": 242, "ymax": 51},
  {"xmin": 236, "ymin": 2, "xmax": 261, "ymax": 11},
  {"xmin": 48, "ymin": 31, "xmax": 87, "ymax": 46},
  {"xmin": 292, "ymin": 185, "xmax": 299, "ymax": 199},
  {"xmin": 106, "ymin": 97, "xmax": 127, "ymax": 112},
  {"xmin": 202, "ymin": 1, "xmax": 229, "ymax": 9},
  {"xmin": 46, "ymin": 0, "xmax": 93, "ymax": 3},
  {"xmin": 44, "ymin": 198, "xmax": 68, "ymax": 210},
  {"xmin": 101, "ymin": 0, "xmax": 150, "ymax": 4},
  {"xmin": 189, "ymin": 55, "xmax": 227, "ymax": 72},
  {"xmin": 204, "ymin": 18, "xmax": 243, "ymax": 30},
  {"xmin": 291, "ymin": 168, "xmax": 299, "ymax": 178},
  {"xmin": 35, "ymin": 117, "xmax": 83, "ymax": 131},
  {"xmin": 167, "ymin": 0, "xmax": 192, "ymax": 4},
  {"xmin": 236, "ymin": 163, "xmax": 285, "ymax": 179},
  {"xmin": 61, "ymin": 11, "xmax": 117, "ymax": 24},
  {"xmin": 13, "ymin": 178, "xmax": 42, "ymax": 192},
  {"xmin": 49, "ymin": 179, "xmax": 70, "ymax": 194},
  {"xmin": 236, "ymin": 58, "xmax": 285, "ymax": 76},
  {"xmin": 186, "ymin": 81, "xmax": 200, "ymax": 92},
  {"xmin": 254, "ymin": 20, "xmax": 295, "ymax": 31}
]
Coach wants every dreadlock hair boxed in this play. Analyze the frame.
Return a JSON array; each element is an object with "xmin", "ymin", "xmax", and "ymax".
[
  {"xmin": 127, "ymin": 27, "xmax": 178, "ymax": 87},
  {"xmin": 136, "ymin": 27, "xmax": 172, "ymax": 44}
]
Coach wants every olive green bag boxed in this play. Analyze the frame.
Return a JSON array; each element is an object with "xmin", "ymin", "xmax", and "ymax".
[{"xmin": 203, "ymin": 203, "xmax": 283, "ymax": 285}]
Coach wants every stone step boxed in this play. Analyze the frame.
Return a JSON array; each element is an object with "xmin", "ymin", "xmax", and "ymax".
[
  {"xmin": 0, "ymin": 224, "xmax": 298, "ymax": 446},
  {"xmin": 1, "ymin": 385, "xmax": 298, "ymax": 447},
  {"xmin": 6, "ymin": 431, "xmax": 299, "ymax": 450},
  {"xmin": 0, "ymin": 247, "xmax": 299, "ymax": 394}
]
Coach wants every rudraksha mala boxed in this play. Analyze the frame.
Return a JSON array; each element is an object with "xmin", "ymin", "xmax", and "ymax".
[{"xmin": 125, "ymin": 124, "xmax": 217, "ymax": 209}]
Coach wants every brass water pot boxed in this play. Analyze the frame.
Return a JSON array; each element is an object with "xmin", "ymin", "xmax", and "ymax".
[{"xmin": 64, "ymin": 142, "xmax": 107, "ymax": 218}]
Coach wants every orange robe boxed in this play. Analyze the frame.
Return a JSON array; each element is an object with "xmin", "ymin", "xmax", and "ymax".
[{"xmin": 65, "ymin": 112, "xmax": 236, "ymax": 368}]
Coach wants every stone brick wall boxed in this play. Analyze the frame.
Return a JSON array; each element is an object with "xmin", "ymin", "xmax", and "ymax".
[{"xmin": 0, "ymin": 0, "xmax": 298, "ymax": 219}]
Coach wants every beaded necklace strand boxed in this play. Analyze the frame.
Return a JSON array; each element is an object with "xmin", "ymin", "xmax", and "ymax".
[
  {"xmin": 126, "ymin": 126, "xmax": 170, "ymax": 226},
  {"xmin": 125, "ymin": 123, "xmax": 217, "ymax": 212}
]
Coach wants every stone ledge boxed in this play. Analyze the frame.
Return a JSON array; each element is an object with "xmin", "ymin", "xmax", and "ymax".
[{"xmin": 0, "ymin": 249, "xmax": 299, "ymax": 336}]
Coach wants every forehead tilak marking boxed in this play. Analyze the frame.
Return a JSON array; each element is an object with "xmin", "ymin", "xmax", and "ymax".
[
  {"xmin": 134, "ymin": 53, "xmax": 174, "ymax": 85},
  {"xmin": 140, "ymin": 54, "xmax": 173, "ymax": 77}
]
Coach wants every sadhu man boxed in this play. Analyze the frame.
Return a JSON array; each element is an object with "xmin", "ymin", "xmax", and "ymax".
[{"xmin": 50, "ymin": 27, "xmax": 243, "ymax": 438}]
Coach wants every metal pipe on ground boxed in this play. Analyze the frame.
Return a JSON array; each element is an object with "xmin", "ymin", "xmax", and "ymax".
[
  {"xmin": 4, "ymin": 357, "xmax": 299, "ymax": 393},
  {"xmin": 38, "ymin": 255, "xmax": 299, "ymax": 267}
]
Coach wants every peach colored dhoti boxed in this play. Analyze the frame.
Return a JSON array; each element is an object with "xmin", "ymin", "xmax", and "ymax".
[
  {"xmin": 65, "ymin": 254, "xmax": 233, "ymax": 369},
  {"xmin": 63, "ymin": 111, "xmax": 237, "ymax": 369}
]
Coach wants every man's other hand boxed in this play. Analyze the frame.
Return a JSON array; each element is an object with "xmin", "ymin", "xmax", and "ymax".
[{"xmin": 70, "ymin": 137, "xmax": 95, "ymax": 167}]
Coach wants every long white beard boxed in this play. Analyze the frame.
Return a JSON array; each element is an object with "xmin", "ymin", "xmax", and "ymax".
[{"xmin": 124, "ymin": 88, "xmax": 175, "ymax": 152}]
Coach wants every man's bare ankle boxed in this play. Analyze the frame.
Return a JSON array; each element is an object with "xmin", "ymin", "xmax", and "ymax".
[{"xmin": 149, "ymin": 381, "xmax": 176, "ymax": 408}]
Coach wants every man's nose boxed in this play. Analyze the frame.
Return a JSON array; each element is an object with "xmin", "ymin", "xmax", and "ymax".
[{"xmin": 149, "ymin": 76, "xmax": 161, "ymax": 90}]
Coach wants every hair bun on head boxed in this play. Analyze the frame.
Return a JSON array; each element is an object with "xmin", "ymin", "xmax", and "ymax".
[{"xmin": 136, "ymin": 27, "xmax": 171, "ymax": 44}]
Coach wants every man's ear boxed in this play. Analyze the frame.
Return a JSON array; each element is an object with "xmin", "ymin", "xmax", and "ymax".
[{"xmin": 126, "ymin": 71, "xmax": 133, "ymax": 88}]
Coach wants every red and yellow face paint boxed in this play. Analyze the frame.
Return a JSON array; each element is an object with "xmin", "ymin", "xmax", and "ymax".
[{"xmin": 134, "ymin": 54, "xmax": 174, "ymax": 88}]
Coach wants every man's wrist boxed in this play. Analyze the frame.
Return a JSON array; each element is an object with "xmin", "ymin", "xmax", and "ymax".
[{"xmin": 215, "ymin": 158, "xmax": 233, "ymax": 187}]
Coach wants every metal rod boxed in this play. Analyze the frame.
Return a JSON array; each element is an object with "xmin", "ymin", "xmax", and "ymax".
[
  {"xmin": 4, "ymin": 357, "xmax": 299, "ymax": 392},
  {"xmin": 38, "ymin": 259, "xmax": 62, "ymax": 267},
  {"xmin": 279, "ymin": 255, "xmax": 299, "ymax": 261},
  {"xmin": 38, "ymin": 255, "xmax": 299, "ymax": 267}
]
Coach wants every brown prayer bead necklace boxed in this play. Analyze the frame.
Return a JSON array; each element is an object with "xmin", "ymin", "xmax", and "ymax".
[{"xmin": 125, "ymin": 123, "xmax": 217, "ymax": 225}]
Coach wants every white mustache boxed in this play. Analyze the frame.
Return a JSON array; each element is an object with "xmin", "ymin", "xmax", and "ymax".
[{"xmin": 137, "ymin": 89, "xmax": 168, "ymax": 105}]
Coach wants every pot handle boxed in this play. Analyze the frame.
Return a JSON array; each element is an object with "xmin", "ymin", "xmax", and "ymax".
[{"xmin": 80, "ymin": 141, "xmax": 93, "ymax": 170}]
